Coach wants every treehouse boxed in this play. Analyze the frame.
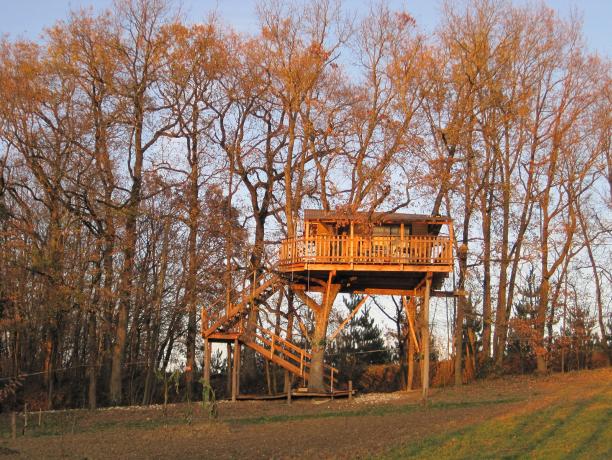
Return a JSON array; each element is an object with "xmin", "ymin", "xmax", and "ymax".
[
  {"xmin": 201, "ymin": 208, "xmax": 456, "ymax": 400},
  {"xmin": 279, "ymin": 209, "xmax": 455, "ymax": 295}
]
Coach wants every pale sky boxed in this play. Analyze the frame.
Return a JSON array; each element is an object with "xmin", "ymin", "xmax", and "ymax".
[
  {"xmin": 0, "ymin": 0, "xmax": 610, "ymax": 55},
  {"xmin": 0, "ymin": 0, "xmax": 609, "ymax": 357}
]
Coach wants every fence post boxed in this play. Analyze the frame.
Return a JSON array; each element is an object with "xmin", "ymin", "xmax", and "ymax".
[
  {"xmin": 11, "ymin": 412, "xmax": 16, "ymax": 440},
  {"xmin": 348, "ymin": 380, "xmax": 353, "ymax": 402},
  {"xmin": 287, "ymin": 375, "xmax": 292, "ymax": 405}
]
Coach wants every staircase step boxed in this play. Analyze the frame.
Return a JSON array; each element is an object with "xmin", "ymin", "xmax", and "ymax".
[{"xmin": 243, "ymin": 338, "xmax": 307, "ymax": 378}]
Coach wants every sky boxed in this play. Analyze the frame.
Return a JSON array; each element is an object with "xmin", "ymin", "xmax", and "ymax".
[
  {"xmin": 0, "ymin": 0, "xmax": 610, "ymax": 55},
  {"xmin": 0, "ymin": 0, "xmax": 608, "ymax": 354}
]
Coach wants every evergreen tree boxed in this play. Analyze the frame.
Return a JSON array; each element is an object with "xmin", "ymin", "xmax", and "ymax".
[{"xmin": 329, "ymin": 296, "xmax": 391, "ymax": 387}]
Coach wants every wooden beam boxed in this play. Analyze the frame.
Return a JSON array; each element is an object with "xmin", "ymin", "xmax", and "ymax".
[
  {"xmin": 232, "ymin": 338, "xmax": 240, "ymax": 401},
  {"xmin": 403, "ymin": 296, "xmax": 420, "ymax": 353},
  {"xmin": 282, "ymin": 264, "xmax": 453, "ymax": 273},
  {"xmin": 431, "ymin": 290, "xmax": 468, "ymax": 298},
  {"xmin": 323, "ymin": 283, "xmax": 341, "ymax": 317},
  {"xmin": 354, "ymin": 288, "xmax": 416, "ymax": 296},
  {"xmin": 295, "ymin": 290, "xmax": 323, "ymax": 314},
  {"xmin": 290, "ymin": 283, "xmax": 326, "ymax": 293},
  {"xmin": 422, "ymin": 273, "xmax": 432, "ymax": 401},
  {"xmin": 323, "ymin": 271, "xmax": 336, "ymax": 315},
  {"xmin": 328, "ymin": 295, "xmax": 369, "ymax": 343},
  {"xmin": 203, "ymin": 338, "xmax": 211, "ymax": 403}
]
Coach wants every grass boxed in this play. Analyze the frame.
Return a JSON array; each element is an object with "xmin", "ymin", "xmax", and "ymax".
[
  {"xmin": 0, "ymin": 396, "xmax": 523, "ymax": 437},
  {"xmin": 1, "ymin": 370, "xmax": 609, "ymax": 459},
  {"xmin": 228, "ymin": 397, "xmax": 523, "ymax": 426},
  {"xmin": 381, "ymin": 387, "xmax": 612, "ymax": 459},
  {"xmin": 0, "ymin": 405, "xmax": 206, "ymax": 439}
]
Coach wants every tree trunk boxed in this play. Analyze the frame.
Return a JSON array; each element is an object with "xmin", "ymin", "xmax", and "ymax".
[
  {"xmin": 307, "ymin": 282, "xmax": 340, "ymax": 392},
  {"xmin": 455, "ymin": 245, "xmax": 468, "ymax": 386},
  {"xmin": 87, "ymin": 310, "xmax": 98, "ymax": 410},
  {"xmin": 535, "ymin": 277, "xmax": 550, "ymax": 374},
  {"xmin": 185, "ymin": 141, "xmax": 200, "ymax": 399},
  {"xmin": 309, "ymin": 309, "xmax": 329, "ymax": 392},
  {"xmin": 110, "ymin": 120, "xmax": 143, "ymax": 404}
]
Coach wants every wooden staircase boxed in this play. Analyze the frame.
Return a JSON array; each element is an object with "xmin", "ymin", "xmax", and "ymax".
[
  {"xmin": 244, "ymin": 324, "xmax": 338, "ymax": 388},
  {"xmin": 202, "ymin": 269, "xmax": 282, "ymax": 338},
  {"xmin": 202, "ymin": 269, "xmax": 338, "ymax": 389}
]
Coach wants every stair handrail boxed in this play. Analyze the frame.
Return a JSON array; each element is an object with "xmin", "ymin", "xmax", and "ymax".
[
  {"xmin": 203, "ymin": 267, "xmax": 282, "ymax": 337},
  {"xmin": 252, "ymin": 324, "xmax": 338, "ymax": 380}
]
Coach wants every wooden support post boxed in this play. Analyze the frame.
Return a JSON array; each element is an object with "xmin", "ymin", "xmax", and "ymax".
[
  {"xmin": 232, "ymin": 338, "xmax": 239, "ymax": 402},
  {"xmin": 422, "ymin": 274, "xmax": 432, "ymax": 401},
  {"xmin": 348, "ymin": 380, "xmax": 353, "ymax": 402},
  {"xmin": 403, "ymin": 296, "xmax": 417, "ymax": 391},
  {"xmin": 226, "ymin": 343, "xmax": 232, "ymax": 396},
  {"xmin": 350, "ymin": 222, "xmax": 354, "ymax": 268},
  {"xmin": 203, "ymin": 338, "xmax": 211, "ymax": 403},
  {"xmin": 236, "ymin": 341, "xmax": 241, "ymax": 397},
  {"xmin": 329, "ymin": 295, "xmax": 369, "ymax": 343}
]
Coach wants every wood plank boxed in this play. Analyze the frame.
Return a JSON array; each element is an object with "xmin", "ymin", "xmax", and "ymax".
[
  {"xmin": 243, "ymin": 338, "xmax": 307, "ymax": 377},
  {"xmin": 282, "ymin": 264, "xmax": 453, "ymax": 273},
  {"xmin": 431, "ymin": 290, "xmax": 468, "ymax": 297},
  {"xmin": 329, "ymin": 295, "xmax": 369, "ymax": 342},
  {"xmin": 207, "ymin": 332, "xmax": 242, "ymax": 342}
]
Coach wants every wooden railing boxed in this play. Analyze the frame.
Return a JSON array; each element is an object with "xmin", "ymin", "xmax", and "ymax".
[
  {"xmin": 202, "ymin": 270, "xmax": 280, "ymax": 338},
  {"xmin": 248, "ymin": 324, "xmax": 338, "ymax": 387},
  {"xmin": 279, "ymin": 235, "xmax": 453, "ymax": 267}
]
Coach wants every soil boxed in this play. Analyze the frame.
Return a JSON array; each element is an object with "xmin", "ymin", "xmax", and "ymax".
[{"xmin": 0, "ymin": 368, "xmax": 610, "ymax": 459}]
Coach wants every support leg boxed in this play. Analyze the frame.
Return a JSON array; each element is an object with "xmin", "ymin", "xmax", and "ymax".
[
  {"xmin": 422, "ymin": 274, "xmax": 432, "ymax": 401},
  {"xmin": 226, "ymin": 343, "xmax": 232, "ymax": 396},
  {"xmin": 236, "ymin": 342, "xmax": 241, "ymax": 396},
  {"xmin": 231, "ymin": 339, "xmax": 239, "ymax": 402},
  {"xmin": 404, "ymin": 296, "xmax": 416, "ymax": 391},
  {"xmin": 203, "ymin": 338, "xmax": 211, "ymax": 403}
]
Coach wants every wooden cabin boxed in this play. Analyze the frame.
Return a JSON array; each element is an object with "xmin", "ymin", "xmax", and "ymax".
[{"xmin": 279, "ymin": 209, "xmax": 454, "ymax": 294}]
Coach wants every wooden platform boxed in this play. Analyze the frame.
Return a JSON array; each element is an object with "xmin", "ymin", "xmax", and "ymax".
[
  {"xmin": 235, "ymin": 389, "xmax": 356, "ymax": 400},
  {"xmin": 286, "ymin": 269, "xmax": 448, "ymax": 293}
]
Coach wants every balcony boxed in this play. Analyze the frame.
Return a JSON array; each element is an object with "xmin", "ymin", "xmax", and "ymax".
[{"xmin": 279, "ymin": 235, "xmax": 453, "ymax": 272}]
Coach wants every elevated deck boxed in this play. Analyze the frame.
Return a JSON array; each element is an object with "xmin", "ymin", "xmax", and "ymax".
[{"xmin": 279, "ymin": 234, "xmax": 453, "ymax": 292}]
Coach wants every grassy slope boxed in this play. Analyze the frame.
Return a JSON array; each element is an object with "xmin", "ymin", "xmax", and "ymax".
[
  {"xmin": 0, "ymin": 368, "xmax": 610, "ymax": 459},
  {"xmin": 382, "ymin": 380, "xmax": 611, "ymax": 459}
]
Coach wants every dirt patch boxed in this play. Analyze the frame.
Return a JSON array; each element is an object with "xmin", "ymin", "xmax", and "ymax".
[{"xmin": 1, "ymin": 368, "xmax": 610, "ymax": 459}]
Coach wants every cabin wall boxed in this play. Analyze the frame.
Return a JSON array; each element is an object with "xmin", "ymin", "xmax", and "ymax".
[
  {"xmin": 305, "ymin": 220, "xmax": 438, "ymax": 237},
  {"xmin": 412, "ymin": 223, "xmax": 428, "ymax": 236}
]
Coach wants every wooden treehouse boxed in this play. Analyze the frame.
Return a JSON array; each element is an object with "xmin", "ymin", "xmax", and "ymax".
[{"xmin": 201, "ymin": 209, "xmax": 455, "ymax": 400}]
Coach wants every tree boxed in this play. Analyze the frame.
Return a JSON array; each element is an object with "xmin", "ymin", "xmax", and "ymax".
[{"xmin": 329, "ymin": 296, "xmax": 390, "ymax": 388}]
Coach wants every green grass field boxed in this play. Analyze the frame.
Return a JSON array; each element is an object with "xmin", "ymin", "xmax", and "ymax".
[
  {"xmin": 383, "ymin": 384, "xmax": 611, "ymax": 459},
  {"xmin": 1, "ymin": 368, "xmax": 610, "ymax": 459}
]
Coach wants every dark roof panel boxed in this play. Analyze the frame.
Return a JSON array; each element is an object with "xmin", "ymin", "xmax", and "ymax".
[{"xmin": 303, "ymin": 209, "xmax": 450, "ymax": 224}]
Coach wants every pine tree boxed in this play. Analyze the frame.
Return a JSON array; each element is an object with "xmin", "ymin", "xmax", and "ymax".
[{"xmin": 330, "ymin": 296, "xmax": 390, "ymax": 387}]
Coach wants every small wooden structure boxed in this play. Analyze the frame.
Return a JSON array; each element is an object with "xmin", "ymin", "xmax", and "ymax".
[
  {"xmin": 280, "ymin": 209, "xmax": 453, "ymax": 294},
  {"xmin": 202, "ymin": 209, "xmax": 455, "ymax": 400}
]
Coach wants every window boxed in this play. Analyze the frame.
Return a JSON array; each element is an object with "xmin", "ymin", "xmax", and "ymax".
[{"xmin": 373, "ymin": 224, "xmax": 400, "ymax": 236}]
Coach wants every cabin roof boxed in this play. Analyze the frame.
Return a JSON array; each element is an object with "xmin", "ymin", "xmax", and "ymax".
[{"xmin": 303, "ymin": 209, "xmax": 451, "ymax": 224}]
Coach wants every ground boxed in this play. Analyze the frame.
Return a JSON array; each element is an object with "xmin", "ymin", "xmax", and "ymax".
[{"xmin": 1, "ymin": 368, "xmax": 610, "ymax": 459}]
